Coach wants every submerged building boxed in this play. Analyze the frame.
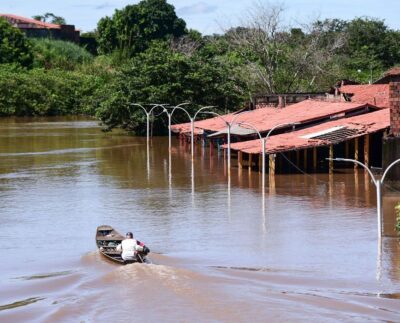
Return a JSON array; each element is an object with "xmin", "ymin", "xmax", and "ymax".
[{"xmin": 171, "ymin": 69, "xmax": 400, "ymax": 175}]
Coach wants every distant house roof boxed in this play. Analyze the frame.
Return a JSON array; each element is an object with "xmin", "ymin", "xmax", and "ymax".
[
  {"xmin": 171, "ymin": 100, "xmax": 375, "ymax": 135},
  {"xmin": 374, "ymin": 66, "xmax": 400, "ymax": 84},
  {"xmin": 223, "ymin": 108, "xmax": 389, "ymax": 154},
  {"xmin": 0, "ymin": 14, "xmax": 61, "ymax": 29},
  {"xmin": 383, "ymin": 67, "xmax": 400, "ymax": 77},
  {"xmin": 339, "ymin": 84, "xmax": 389, "ymax": 108}
]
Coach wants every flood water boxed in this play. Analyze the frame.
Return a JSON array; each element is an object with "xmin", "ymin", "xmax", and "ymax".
[{"xmin": 0, "ymin": 117, "xmax": 399, "ymax": 322}]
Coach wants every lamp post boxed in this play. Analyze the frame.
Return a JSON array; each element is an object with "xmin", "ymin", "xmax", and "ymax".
[
  {"xmin": 201, "ymin": 111, "xmax": 299, "ymax": 185},
  {"xmin": 129, "ymin": 103, "xmax": 166, "ymax": 144},
  {"xmin": 163, "ymin": 103, "xmax": 190, "ymax": 152},
  {"xmin": 237, "ymin": 122, "xmax": 299, "ymax": 192},
  {"xmin": 327, "ymin": 157, "xmax": 400, "ymax": 239},
  {"xmin": 129, "ymin": 103, "xmax": 166, "ymax": 180},
  {"xmin": 167, "ymin": 105, "xmax": 215, "ymax": 160},
  {"xmin": 236, "ymin": 122, "xmax": 265, "ymax": 188},
  {"xmin": 199, "ymin": 111, "xmax": 250, "ymax": 173}
]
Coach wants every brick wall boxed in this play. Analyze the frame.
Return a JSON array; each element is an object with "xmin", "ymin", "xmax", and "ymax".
[{"xmin": 389, "ymin": 82, "xmax": 400, "ymax": 137}]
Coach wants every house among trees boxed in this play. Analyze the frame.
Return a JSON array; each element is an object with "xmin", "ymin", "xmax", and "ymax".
[{"xmin": 0, "ymin": 14, "xmax": 80, "ymax": 43}]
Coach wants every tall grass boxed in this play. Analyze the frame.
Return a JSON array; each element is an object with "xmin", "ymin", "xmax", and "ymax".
[{"xmin": 31, "ymin": 38, "xmax": 93, "ymax": 70}]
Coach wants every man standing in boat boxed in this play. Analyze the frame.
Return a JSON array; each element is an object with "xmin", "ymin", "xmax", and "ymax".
[{"xmin": 116, "ymin": 232, "xmax": 144, "ymax": 262}]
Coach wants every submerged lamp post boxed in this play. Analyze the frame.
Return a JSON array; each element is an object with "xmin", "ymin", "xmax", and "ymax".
[
  {"xmin": 163, "ymin": 103, "xmax": 190, "ymax": 152},
  {"xmin": 236, "ymin": 122, "xmax": 265, "ymax": 188},
  {"xmin": 129, "ymin": 103, "xmax": 166, "ymax": 144},
  {"xmin": 129, "ymin": 103, "xmax": 167, "ymax": 180},
  {"xmin": 236, "ymin": 122, "xmax": 299, "ymax": 192},
  {"xmin": 327, "ymin": 157, "xmax": 400, "ymax": 239},
  {"xmin": 199, "ymin": 111, "xmax": 250, "ymax": 172},
  {"xmin": 202, "ymin": 110, "xmax": 298, "ymax": 177},
  {"xmin": 167, "ymin": 105, "xmax": 215, "ymax": 160},
  {"xmin": 200, "ymin": 111, "xmax": 299, "ymax": 187}
]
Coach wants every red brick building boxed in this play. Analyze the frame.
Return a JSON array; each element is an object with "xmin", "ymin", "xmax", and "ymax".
[{"xmin": 0, "ymin": 14, "xmax": 80, "ymax": 43}]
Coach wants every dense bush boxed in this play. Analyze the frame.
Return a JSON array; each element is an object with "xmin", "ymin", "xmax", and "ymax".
[
  {"xmin": 31, "ymin": 38, "xmax": 93, "ymax": 70},
  {"xmin": 0, "ymin": 65, "xmax": 105, "ymax": 116},
  {"xmin": 2, "ymin": 0, "xmax": 400, "ymax": 135},
  {"xmin": 0, "ymin": 17, "xmax": 33, "ymax": 67},
  {"xmin": 95, "ymin": 41, "xmax": 246, "ymax": 134},
  {"xmin": 97, "ymin": 0, "xmax": 186, "ymax": 56}
]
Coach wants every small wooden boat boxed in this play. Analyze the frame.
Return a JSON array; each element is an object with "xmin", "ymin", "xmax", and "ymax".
[{"xmin": 96, "ymin": 225, "xmax": 149, "ymax": 264}]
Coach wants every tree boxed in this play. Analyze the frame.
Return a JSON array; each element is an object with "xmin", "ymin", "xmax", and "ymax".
[
  {"xmin": 315, "ymin": 17, "xmax": 400, "ymax": 83},
  {"xmin": 343, "ymin": 18, "xmax": 400, "ymax": 81},
  {"xmin": 97, "ymin": 0, "xmax": 186, "ymax": 56},
  {"xmin": 0, "ymin": 17, "xmax": 33, "ymax": 67},
  {"xmin": 96, "ymin": 41, "xmax": 246, "ymax": 133},
  {"xmin": 224, "ymin": 3, "xmax": 346, "ymax": 94},
  {"xmin": 33, "ymin": 13, "xmax": 66, "ymax": 25}
]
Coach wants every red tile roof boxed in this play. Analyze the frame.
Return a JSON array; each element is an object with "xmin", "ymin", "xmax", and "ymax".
[
  {"xmin": 171, "ymin": 100, "xmax": 372, "ymax": 135},
  {"xmin": 339, "ymin": 84, "xmax": 389, "ymax": 108},
  {"xmin": 224, "ymin": 108, "xmax": 389, "ymax": 154},
  {"xmin": 0, "ymin": 14, "xmax": 61, "ymax": 29},
  {"xmin": 384, "ymin": 66, "xmax": 400, "ymax": 76}
]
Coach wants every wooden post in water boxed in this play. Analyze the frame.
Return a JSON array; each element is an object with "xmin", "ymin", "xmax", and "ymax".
[
  {"xmin": 238, "ymin": 151, "xmax": 243, "ymax": 169},
  {"xmin": 329, "ymin": 145, "xmax": 334, "ymax": 173},
  {"xmin": 269, "ymin": 154, "xmax": 276, "ymax": 176},
  {"xmin": 248, "ymin": 153, "xmax": 253, "ymax": 174},
  {"xmin": 303, "ymin": 149, "xmax": 308, "ymax": 171},
  {"xmin": 364, "ymin": 134, "xmax": 370, "ymax": 168},
  {"xmin": 313, "ymin": 147, "xmax": 317, "ymax": 172},
  {"xmin": 354, "ymin": 137, "xmax": 359, "ymax": 169}
]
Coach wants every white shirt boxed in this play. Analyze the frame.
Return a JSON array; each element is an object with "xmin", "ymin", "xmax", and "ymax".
[{"xmin": 116, "ymin": 239, "xmax": 142, "ymax": 260}]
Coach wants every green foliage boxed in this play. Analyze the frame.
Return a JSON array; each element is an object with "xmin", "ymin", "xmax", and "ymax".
[
  {"xmin": 3, "ymin": 2, "xmax": 400, "ymax": 136},
  {"xmin": 0, "ymin": 65, "xmax": 105, "ymax": 116},
  {"xmin": 317, "ymin": 17, "xmax": 400, "ymax": 82},
  {"xmin": 32, "ymin": 13, "xmax": 66, "ymax": 25},
  {"xmin": 80, "ymin": 31, "xmax": 99, "ymax": 55},
  {"xmin": 345, "ymin": 18, "xmax": 400, "ymax": 67},
  {"xmin": 97, "ymin": 0, "xmax": 186, "ymax": 56},
  {"xmin": 31, "ymin": 38, "xmax": 93, "ymax": 70},
  {"xmin": 96, "ymin": 41, "xmax": 246, "ymax": 133},
  {"xmin": 396, "ymin": 203, "xmax": 400, "ymax": 235},
  {"xmin": 0, "ymin": 18, "xmax": 33, "ymax": 67}
]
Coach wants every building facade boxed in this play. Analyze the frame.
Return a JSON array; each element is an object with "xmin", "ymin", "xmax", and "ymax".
[{"xmin": 0, "ymin": 14, "xmax": 80, "ymax": 43}]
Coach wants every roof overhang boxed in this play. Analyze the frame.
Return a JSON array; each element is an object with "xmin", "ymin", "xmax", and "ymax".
[{"xmin": 208, "ymin": 124, "xmax": 257, "ymax": 138}]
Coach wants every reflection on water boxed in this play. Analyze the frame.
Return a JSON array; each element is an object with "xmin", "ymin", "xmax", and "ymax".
[{"xmin": 0, "ymin": 117, "xmax": 399, "ymax": 321}]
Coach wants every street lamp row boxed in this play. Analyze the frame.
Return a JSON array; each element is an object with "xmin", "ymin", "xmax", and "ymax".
[
  {"xmin": 130, "ymin": 103, "xmax": 297, "ymax": 178},
  {"xmin": 131, "ymin": 102, "xmax": 400, "ymax": 242}
]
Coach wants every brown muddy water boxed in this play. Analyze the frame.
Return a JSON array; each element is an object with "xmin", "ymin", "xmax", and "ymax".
[{"xmin": 0, "ymin": 117, "xmax": 399, "ymax": 322}]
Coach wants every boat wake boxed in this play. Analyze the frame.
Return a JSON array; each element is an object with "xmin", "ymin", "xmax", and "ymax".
[{"xmin": 2, "ymin": 252, "xmax": 400, "ymax": 322}]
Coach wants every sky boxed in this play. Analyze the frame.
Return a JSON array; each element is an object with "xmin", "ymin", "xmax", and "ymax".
[{"xmin": 1, "ymin": 0, "xmax": 399, "ymax": 34}]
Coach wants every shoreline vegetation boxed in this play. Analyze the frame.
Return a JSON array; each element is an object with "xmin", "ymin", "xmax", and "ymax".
[{"xmin": 1, "ymin": 0, "xmax": 400, "ymax": 135}]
